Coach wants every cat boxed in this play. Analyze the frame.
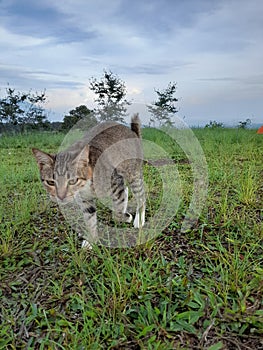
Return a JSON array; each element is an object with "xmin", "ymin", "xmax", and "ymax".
[{"xmin": 32, "ymin": 114, "xmax": 146, "ymax": 249}]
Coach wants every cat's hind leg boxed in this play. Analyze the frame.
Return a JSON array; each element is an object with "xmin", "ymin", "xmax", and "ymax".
[
  {"xmin": 111, "ymin": 173, "xmax": 133, "ymax": 223},
  {"xmin": 129, "ymin": 175, "xmax": 146, "ymax": 229}
]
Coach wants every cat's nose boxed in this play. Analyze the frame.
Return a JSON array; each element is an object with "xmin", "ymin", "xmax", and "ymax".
[
  {"xmin": 57, "ymin": 189, "xmax": 67, "ymax": 200},
  {"xmin": 57, "ymin": 194, "xmax": 66, "ymax": 200}
]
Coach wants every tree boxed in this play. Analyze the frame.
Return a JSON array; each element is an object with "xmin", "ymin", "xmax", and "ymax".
[
  {"xmin": 238, "ymin": 118, "xmax": 251, "ymax": 129},
  {"xmin": 205, "ymin": 120, "xmax": 224, "ymax": 129},
  {"xmin": 147, "ymin": 82, "xmax": 178, "ymax": 127},
  {"xmin": 61, "ymin": 105, "xmax": 96, "ymax": 131},
  {"xmin": 89, "ymin": 70, "xmax": 130, "ymax": 122},
  {"xmin": 0, "ymin": 87, "xmax": 49, "ymax": 132}
]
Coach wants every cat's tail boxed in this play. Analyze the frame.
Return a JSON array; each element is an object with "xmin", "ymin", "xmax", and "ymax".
[{"xmin": 131, "ymin": 113, "xmax": 141, "ymax": 138}]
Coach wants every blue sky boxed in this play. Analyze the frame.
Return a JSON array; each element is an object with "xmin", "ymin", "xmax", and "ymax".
[{"xmin": 0, "ymin": 0, "xmax": 263, "ymax": 126}]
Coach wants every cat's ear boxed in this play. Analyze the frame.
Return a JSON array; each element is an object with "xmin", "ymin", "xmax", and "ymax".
[
  {"xmin": 73, "ymin": 145, "xmax": 89, "ymax": 167},
  {"xmin": 32, "ymin": 148, "xmax": 55, "ymax": 169}
]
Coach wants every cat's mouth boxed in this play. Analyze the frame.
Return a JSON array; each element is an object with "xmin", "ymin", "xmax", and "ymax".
[{"xmin": 50, "ymin": 195, "xmax": 74, "ymax": 205}]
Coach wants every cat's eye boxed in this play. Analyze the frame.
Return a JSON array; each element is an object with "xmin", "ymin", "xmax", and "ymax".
[
  {"xmin": 46, "ymin": 180, "xmax": 55, "ymax": 186},
  {"xmin": 68, "ymin": 178, "xmax": 79, "ymax": 185}
]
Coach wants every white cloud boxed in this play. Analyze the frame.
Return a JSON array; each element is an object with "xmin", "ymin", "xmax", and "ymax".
[{"xmin": 0, "ymin": 26, "xmax": 51, "ymax": 48}]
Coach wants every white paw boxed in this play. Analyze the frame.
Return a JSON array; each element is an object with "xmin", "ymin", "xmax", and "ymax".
[
  {"xmin": 126, "ymin": 213, "xmax": 133, "ymax": 223},
  {"xmin": 81, "ymin": 240, "xmax": 93, "ymax": 250},
  {"xmin": 133, "ymin": 208, "xmax": 145, "ymax": 228}
]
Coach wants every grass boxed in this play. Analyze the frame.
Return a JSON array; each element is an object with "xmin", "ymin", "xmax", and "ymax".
[{"xmin": 0, "ymin": 127, "xmax": 262, "ymax": 349}]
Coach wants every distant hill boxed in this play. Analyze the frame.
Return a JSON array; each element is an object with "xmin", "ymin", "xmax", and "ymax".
[{"xmin": 251, "ymin": 123, "xmax": 262, "ymax": 129}]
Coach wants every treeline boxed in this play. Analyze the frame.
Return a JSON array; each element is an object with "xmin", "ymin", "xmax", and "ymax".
[
  {"xmin": 0, "ymin": 70, "xmax": 178, "ymax": 134},
  {"xmin": 0, "ymin": 88, "xmax": 49, "ymax": 133},
  {"xmin": 205, "ymin": 119, "xmax": 252, "ymax": 129}
]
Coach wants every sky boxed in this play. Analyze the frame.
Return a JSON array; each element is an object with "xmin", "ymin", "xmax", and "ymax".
[{"xmin": 0, "ymin": 0, "xmax": 263, "ymax": 126}]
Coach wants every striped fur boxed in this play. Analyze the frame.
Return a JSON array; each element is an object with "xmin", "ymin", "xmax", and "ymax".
[{"xmin": 32, "ymin": 114, "xmax": 146, "ymax": 248}]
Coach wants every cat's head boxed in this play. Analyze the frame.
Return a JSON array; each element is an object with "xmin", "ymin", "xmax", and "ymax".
[{"xmin": 32, "ymin": 146, "xmax": 92, "ymax": 203}]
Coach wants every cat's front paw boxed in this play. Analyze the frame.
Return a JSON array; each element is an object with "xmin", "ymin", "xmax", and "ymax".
[
  {"xmin": 113, "ymin": 212, "xmax": 133, "ymax": 223},
  {"xmin": 81, "ymin": 239, "xmax": 93, "ymax": 250},
  {"xmin": 124, "ymin": 212, "xmax": 133, "ymax": 223}
]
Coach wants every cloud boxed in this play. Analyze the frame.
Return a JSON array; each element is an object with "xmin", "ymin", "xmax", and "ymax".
[
  {"xmin": 0, "ymin": 0, "xmax": 97, "ymax": 44},
  {"xmin": 0, "ymin": 0, "xmax": 263, "ymax": 124},
  {"xmin": 0, "ymin": 26, "xmax": 51, "ymax": 49},
  {"xmin": 0, "ymin": 64, "xmax": 85, "ymax": 92},
  {"xmin": 109, "ymin": 61, "xmax": 193, "ymax": 76},
  {"xmin": 197, "ymin": 75, "xmax": 263, "ymax": 88}
]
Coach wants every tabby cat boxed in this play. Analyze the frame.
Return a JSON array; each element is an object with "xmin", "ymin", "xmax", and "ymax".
[{"xmin": 32, "ymin": 114, "xmax": 145, "ymax": 248}]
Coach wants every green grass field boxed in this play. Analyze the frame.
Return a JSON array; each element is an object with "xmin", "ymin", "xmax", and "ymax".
[{"xmin": 0, "ymin": 128, "xmax": 262, "ymax": 349}]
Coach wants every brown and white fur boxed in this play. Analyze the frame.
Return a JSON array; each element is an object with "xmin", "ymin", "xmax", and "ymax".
[{"xmin": 32, "ymin": 114, "xmax": 145, "ymax": 248}]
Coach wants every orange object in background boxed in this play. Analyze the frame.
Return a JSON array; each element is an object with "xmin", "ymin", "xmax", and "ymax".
[{"xmin": 257, "ymin": 126, "xmax": 263, "ymax": 134}]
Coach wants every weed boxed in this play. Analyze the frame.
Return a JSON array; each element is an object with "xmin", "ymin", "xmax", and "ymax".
[{"xmin": 0, "ymin": 129, "xmax": 262, "ymax": 349}]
